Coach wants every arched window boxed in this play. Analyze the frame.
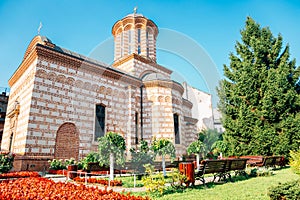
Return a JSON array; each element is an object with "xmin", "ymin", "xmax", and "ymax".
[
  {"xmin": 9, "ymin": 132, "xmax": 14, "ymax": 152},
  {"xmin": 95, "ymin": 104, "xmax": 106, "ymax": 141},
  {"xmin": 137, "ymin": 29, "xmax": 141, "ymax": 43},
  {"xmin": 173, "ymin": 114, "xmax": 180, "ymax": 144},
  {"xmin": 137, "ymin": 29, "xmax": 141, "ymax": 54}
]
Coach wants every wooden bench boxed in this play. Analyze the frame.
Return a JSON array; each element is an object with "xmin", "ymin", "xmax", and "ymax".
[
  {"xmin": 195, "ymin": 160, "xmax": 227, "ymax": 186},
  {"xmin": 239, "ymin": 155, "xmax": 285, "ymax": 168},
  {"xmin": 240, "ymin": 155, "xmax": 264, "ymax": 166},
  {"xmin": 195, "ymin": 158, "xmax": 249, "ymax": 185},
  {"xmin": 273, "ymin": 156, "xmax": 285, "ymax": 168},
  {"xmin": 224, "ymin": 158, "xmax": 248, "ymax": 181}
]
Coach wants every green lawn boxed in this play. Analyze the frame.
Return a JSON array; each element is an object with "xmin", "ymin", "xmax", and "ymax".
[{"xmin": 138, "ymin": 167, "xmax": 298, "ymax": 200}]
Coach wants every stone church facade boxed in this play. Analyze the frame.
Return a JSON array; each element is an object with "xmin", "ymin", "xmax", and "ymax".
[{"xmin": 1, "ymin": 12, "xmax": 209, "ymax": 171}]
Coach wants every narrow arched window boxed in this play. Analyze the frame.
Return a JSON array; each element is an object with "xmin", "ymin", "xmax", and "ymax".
[
  {"xmin": 174, "ymin": 114, "xmax": 180, "ymax": 144},
  {"xmin": 95, "ymin": 104, "xmax": 106, "ymax": 141}
]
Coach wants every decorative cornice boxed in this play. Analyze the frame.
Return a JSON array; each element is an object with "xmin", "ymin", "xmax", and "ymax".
[
  {"xmin": 184, "ymin": 116, "xmax": 198, "ymax": 124},
  {"xmin": 35, "ymin": 45, "xmax": 143, "ymax": 87},
  {"xmin": 112, "ymin": 15, "xmax": 158, "ymax": 36},
  {"xmin": 182, "ymin": 98, "xmax": 193, "ymax": 108},
  {"xmin": 9, "ymin": 46, "xmax": 38, "ymax": 87},
  {"xmin": 143, "ymin": 79, "xmax": 184, "ymax": 94},
  {"xmin": 113, "ymin": 53, "xmax": 172, "ymax": 75}
]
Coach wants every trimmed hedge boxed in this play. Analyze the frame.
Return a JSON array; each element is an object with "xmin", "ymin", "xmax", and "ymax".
[{"xmin": 268, "ymin": 180, "xmax": 300, "ymax": 200}]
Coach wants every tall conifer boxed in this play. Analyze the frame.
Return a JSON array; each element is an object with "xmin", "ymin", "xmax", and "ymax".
[{"xmin": 218, "ymin": 17, "xmax": 300, "ymax": 157}]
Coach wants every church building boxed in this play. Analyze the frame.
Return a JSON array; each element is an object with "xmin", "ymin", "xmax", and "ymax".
[{"xmin": 1, "ymin": 12, "xmax": 212, "ymax": 171}]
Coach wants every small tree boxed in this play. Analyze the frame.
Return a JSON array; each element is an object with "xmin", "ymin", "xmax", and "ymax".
[
  {"xmin": 187, "ymin": 140, "xmax": 205, "ymax": 170},
  {"xmin": 98, "ymin": 132, "xmax": 126, "ymax": 181},
  {"xmin": 151, "ymin": 138, "xmax": 176, "ymax": 177},
  {"xmin": 130, "ymin": 140, "xmax": 154, "ymax": 174},
  {"xmin": 211, "ymin": 134, "xmax": 228, "ymax": 158},
  {"xmin": 201, "ymin": 129, "xmax": 220, "ymax": 153}
]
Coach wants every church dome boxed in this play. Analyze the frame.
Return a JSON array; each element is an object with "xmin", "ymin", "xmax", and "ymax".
[{"xmin": 142, "ymin": 73, "xmax": 169, "ymax": 81}]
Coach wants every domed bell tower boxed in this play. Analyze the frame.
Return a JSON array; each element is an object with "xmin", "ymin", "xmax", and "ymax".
[{"xmin": 112, "ymin": 9, "xmax": 158, "ymax": 64}]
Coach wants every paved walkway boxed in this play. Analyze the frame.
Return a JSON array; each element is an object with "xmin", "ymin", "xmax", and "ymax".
[{"xmin": 46, "ymin": 174, "xmax": 215, "ymax": 193}]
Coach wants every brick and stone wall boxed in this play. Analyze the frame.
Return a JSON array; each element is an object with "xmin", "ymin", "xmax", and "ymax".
[{"xmin": 2, "ymin": 12, "xmax": 203, "ymax": 171}]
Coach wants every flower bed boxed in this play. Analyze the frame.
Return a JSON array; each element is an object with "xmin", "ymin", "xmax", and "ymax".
[
  {"xmin": 0, "ymin": 177, "xmax": 148, "ymax": 199},
  {"xmin": 0, "ymin": 171, "xmax": 40, "ymax": 179},
  {"xmin": 73, "ymin": 177, "xmax": 122, "ymax": 186},
  {"xmin": 48, "ymin": 169, "xmax": 67, "ymax": 175},
  {"xmin": 89, "ymin": 170, "xmax": 130, "ymax": 175}
]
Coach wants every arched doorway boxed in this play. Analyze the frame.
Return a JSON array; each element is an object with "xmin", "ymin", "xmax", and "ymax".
[{"xmin": 54, "ymin": 122, "xmax": 79, "ymax": 160}]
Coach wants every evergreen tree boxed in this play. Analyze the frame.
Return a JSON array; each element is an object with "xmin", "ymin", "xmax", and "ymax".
[{"xmin": 218, "ymin": 17, "xmax": 300, "ymax": 158}]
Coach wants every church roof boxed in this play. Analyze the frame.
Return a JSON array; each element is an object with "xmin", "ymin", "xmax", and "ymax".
[{"xmin": 9, "ymin": 35, "xmax": 144, "ymax": 87}]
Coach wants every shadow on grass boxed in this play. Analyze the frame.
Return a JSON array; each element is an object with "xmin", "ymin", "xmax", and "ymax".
[{"xmin": 135, "ymin": 175, "xmax": 262, "ymax": 199}]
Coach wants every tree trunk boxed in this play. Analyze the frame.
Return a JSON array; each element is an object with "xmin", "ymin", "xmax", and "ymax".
[
  {"xmin": 196, "ymin": 153, "xmax": 200, "ymax": 171},
  {"xmin": 110, "ymin": 153, "xmax": 114, "ymax": 181},
  {"xmin": 162, "ymin": 155, "xmax": 166, "ymax": 177}
]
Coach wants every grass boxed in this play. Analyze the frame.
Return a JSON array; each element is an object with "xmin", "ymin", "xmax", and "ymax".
[
  {"xmin": 115, "ymin": 176, "xmax": 144, "ymax": 187},
  {"xmin": 134, "ymin": 167, "xmax": 299, "ymax": 200},
  {"xmin": 115, "ymin": 173, "xmax": 175, "ymax": 188}
]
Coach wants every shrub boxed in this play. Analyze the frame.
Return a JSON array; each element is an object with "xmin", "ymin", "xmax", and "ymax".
[
  {"xmin": 80, "ymin": 152, "xmax": 100, "ymax": 170},
  {"xmin": 256, "ymin": 167, "xmax": 274, "ymax": 177},
  {"xmin": 142, "ymin": 164, "xmax": 166, "ymax": 196},
  {"xmin": 48, "ymin": 159, "xmax": 66, "ymax": 170},
  {"xmin": 65, "ymin": 158, "xmax": 76, "ymax": 166},
  {"xmin": 290, "ymin": 150, "xmax": 300, "ymax": 175},
  {"xmin": 0, "ymin": 152, "xmax": 15, "ymax": 173},
  {"xmin": 268, "ymin": 180, "xmax": 300, "ymax": 200},
  {"xmin": 170, "ymin": 168, "xmax": 187, "ymax": 189},
  {"xmin": 245, "ymin": 167, "xmax": 273, "ymax": 177}
]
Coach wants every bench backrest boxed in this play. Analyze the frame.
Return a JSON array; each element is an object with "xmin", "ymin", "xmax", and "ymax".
[
  {"xmin": 240, "ymin": 155, "xmax": 264, "ymax": 165},
  {"xmin": 264, "ymin": 156, "xmax": 275, "ymax": 167},
  {"xmin": 273, "ymin": 156, "xmax": 284, "ymax": 166},
  {"xmin": 227, "ymin": 159, "xmax": 248, "ymax": 171},
  {"xmin": 203, "ymin": 160, "xmax": 227, "ymax": 174}
]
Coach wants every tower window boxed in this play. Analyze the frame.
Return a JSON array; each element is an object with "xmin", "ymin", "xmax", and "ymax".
[
  {"xmin": 146, "ymin": 31, "xmax": 149, "ymax": 57},
  {"xmin": 173, "ymin": 114, "xmax": 180, "ymax": 144},
  {"xmin": 128, "ymin": 30, "xmax": 133, "ymax": 54},
  {"xmin": 137, "ymin": 29, "xmax": 141, "ymax": 43},
  {"xmin": 120, "ymin": 33, "xmax": 124, "ymax": 57},
  {"xmin": 137, "ymin": 29, "xmax": 141, "ymax": 54},
  {"xmin": 95, "ymin": 104, "xmax": 105, "ymax": 141}
]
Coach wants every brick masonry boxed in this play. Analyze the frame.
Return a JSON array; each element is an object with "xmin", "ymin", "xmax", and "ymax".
[{"xmin": 1, "ymin": 13, "xmax": 211, "ymax": 171}]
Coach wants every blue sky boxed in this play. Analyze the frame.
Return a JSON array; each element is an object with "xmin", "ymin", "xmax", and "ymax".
[{"xmin": 0, "ymin": 0, "xmax": 300, "ymax": 104}]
